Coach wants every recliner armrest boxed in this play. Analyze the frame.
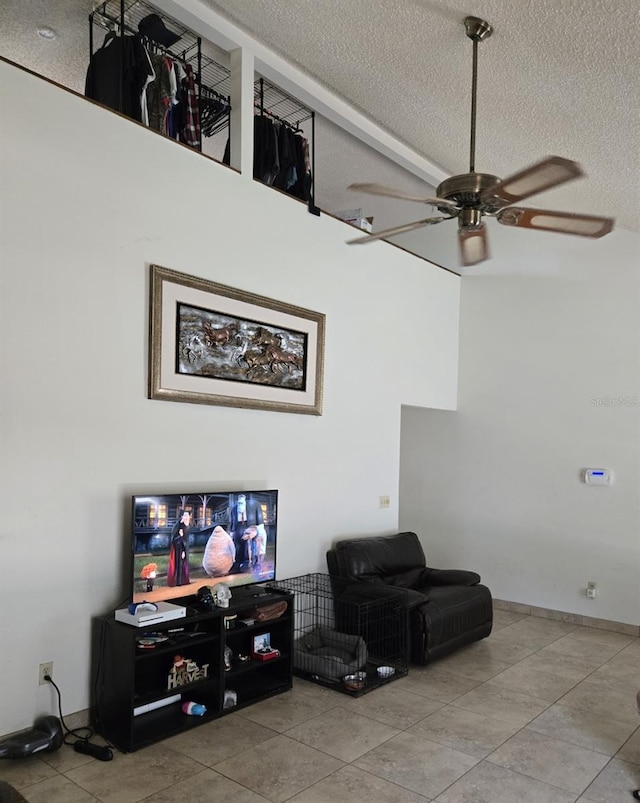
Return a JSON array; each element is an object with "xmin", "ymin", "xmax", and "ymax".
[
  {"xmin": 345, "ymin": 581, "xmax": 428, "ymax": 610},
  {"xmin": 404, "ymin": 588, "xmax": 430, "ymax": 608},
  {"xmin": 424, "ymin": 568, "xmax": 481, "ymax": 586}
]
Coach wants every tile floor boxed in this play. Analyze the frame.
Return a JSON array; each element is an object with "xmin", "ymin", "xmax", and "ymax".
[{"xmin": 2, "ymin": 609, "xmax": 639, "ymax": 802}]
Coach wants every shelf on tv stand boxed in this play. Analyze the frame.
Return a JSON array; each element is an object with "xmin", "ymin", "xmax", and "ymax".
[{"xmin": 91, "ymin": 588, "xmax": 294, "ymax": 752}]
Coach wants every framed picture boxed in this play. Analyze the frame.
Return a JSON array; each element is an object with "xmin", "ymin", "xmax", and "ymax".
[
  {"xmin": 252, "ymin": 633, "xmax": 272, "ymax": 654},
  {"xmin": 148, "ymin": 265, "xmax": 325, "ymax": 415},
  {"xmin": 252, "ymin": 632, "xmax": 279, "ymax": 660}
]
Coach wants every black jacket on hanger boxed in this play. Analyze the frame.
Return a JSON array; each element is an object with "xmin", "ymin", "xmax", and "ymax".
[{"xmin": 85, "ymin": 34, "xmax": 153, "ymax": 122}]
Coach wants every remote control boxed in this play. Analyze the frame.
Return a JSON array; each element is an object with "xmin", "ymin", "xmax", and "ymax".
[{"xmin": 73, "ymin": 740, "xmax": 113, "ymax": 761}]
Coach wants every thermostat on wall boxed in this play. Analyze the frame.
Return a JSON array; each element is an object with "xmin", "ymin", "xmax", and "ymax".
[{"xmin": 583, "ymin": 468, "xmax": 612, "ymax": 485}]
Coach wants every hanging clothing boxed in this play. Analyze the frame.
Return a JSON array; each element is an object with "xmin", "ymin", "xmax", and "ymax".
[
  {"xmin": 253, "ymin": 115, "xmax": 279, "ymax": 184},
  {"xmin": 273, "ymin": 122, "xmax": 296, "ymax": 191},
  {"xmin": 178, "ymin": 64, "xmax": 201, "ymax": 150},
  {"xmin": 140, "ymin": 55, "xmax": 155, "ymax": 127},
  {"xmin": 164, "ymin": 57, "xmax": 177, "ymax": 137},
  {"xmin": 85, "ymin": 33, "xmax": 153, "ymax": 122},
  {"xmin": 145, "ymin": 52, "xmax": 172, "ymax": 134},
  {"xmin": 86, "ymin": 31, "xmax": 208, "ymax": 149},
  {"xmin": 288, "ymin": 131, "xmax": 312, "ymax": 202},
  {"xmin": 222, "ymin": 110, "xmax": 313, "ymax": 202},
  {"xmin": 171, "ymin": 62, "xmax": 187, "ymax": 140}
]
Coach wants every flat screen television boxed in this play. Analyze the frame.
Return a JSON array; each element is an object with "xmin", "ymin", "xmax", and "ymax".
[{"xmin": 130, "ymin": 490, "xmax": 278, "ymax": 604}]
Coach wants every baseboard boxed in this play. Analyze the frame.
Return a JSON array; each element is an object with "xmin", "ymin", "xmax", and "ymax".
[
  {"xmin": 0, "ymin": 707, "xmax": 91, "ymax": 743},
  {"xmin": 61, "ymin": 707, "xmax": 91, "ymax": 731},
  {"xmin": 493, "ymin": 599, "xmax": 639, "ymax": 637}
]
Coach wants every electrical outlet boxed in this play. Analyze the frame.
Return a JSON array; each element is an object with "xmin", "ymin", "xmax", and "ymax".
[
  {"xmin": 586, "ymin": 581, "xmax": 597, "ymax": 600},
  {"xmin": 379, "ymin": 495, "xmax": 391, "ymax": 509},
  {"xmin": 39, "ymin": 661, "xmax": 53, "ymax": 685}
]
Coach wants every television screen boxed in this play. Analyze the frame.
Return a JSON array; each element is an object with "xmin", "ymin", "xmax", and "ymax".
[{"xmin": 131, "ymin": 490, "xmax": 278, "ymax": 604}]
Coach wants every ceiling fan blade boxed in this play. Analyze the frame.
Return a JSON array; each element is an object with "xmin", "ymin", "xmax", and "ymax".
[
  {"xmin": 480, "ymin": 156, "xmax": 584, "ymax": 208},
  {"xmin": 348, "ymin": 183, "xmax": 460, "ymax": 208},
  {"xmin": 496, "ymin": 207, "xmax": 614, "ymax": 238},
  {"xmin": 458, "ymin": 225, "xmax": 489, "ymax": 266},
  {"xmin": 347, "ymin": 216, "xmax": 453, "ymax": 245}
]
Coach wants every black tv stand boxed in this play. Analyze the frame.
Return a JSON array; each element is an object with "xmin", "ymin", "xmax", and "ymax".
[{"xmin": 91, "ymin": 587, "xmax": 293, "ymax": 752}]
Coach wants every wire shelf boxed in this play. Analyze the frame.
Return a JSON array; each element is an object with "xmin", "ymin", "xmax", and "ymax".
[
  {"xmin": 91, "ymin": 0, "xmax": 231, "ymax": 103},
  {"xmin": 93, "ymin": 0, "xmax": 195, "ymax": 56},
  {"xmin": 90, "ymin": 3, "xmax": 313, "ymax": 126},
  {"xmin": 90, "ymin": 1, "xmax": 316, "ymax": 207},
  {"xmin": 255, "ymin": 77, "xmax": 313, "ymax": 127}
]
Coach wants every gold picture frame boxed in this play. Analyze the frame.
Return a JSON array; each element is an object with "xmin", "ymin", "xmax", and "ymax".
[{"xmin": 149, "ymin": 265, "xmax": 325, "ymax": 415}]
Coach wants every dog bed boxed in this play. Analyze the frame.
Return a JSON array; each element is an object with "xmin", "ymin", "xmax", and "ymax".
[{"xmin": 294, "ymin": 625, "xmax": 367, "ymax": 680}]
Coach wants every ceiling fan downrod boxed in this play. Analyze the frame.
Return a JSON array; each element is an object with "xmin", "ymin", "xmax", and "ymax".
[{"xmin": 464, "ymin": 16, "xmax": 493, "ymax": 173}]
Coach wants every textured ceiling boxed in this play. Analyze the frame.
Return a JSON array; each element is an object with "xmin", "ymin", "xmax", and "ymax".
[
  {"xmin": 2, "ymin": 0, "xmax": 638, "ymax": 272},
  {"xmin": 205, "ymin": 0, "xmax": 639, "ymax": 234}
]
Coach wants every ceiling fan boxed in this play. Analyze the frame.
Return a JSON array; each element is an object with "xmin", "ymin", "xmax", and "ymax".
[{"xmin": 346, "ymin": 16, "xmax": 614, "ymax": 266}]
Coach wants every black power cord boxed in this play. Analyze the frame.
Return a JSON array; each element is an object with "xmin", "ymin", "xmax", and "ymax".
[{"xmin": 44, "ymin": 675, "xmax": 113, "ymax": 761}]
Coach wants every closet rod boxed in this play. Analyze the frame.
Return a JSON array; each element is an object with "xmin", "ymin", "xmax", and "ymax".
[{"xmin": 255, "ymin": 105, "xmax": 303, "ymax": 133}]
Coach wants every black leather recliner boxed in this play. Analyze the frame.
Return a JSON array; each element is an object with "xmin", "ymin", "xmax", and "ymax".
[{"xmin": 327, "ymin": 531, "xmax": 493, "ymax": 665}]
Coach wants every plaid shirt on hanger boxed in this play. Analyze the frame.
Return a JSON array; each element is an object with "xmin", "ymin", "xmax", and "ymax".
[{"xmin": 179, "ymin": 64, "xmax": 201, "ymax": 150}]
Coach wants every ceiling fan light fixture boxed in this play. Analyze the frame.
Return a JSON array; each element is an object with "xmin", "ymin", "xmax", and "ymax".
[
  {"xmin": 459, "ymin": 208, "xmax": 483, "ymax": 230},
  {"xmin": 459, "ymin": 226, "xmax": 489, "ymax": 266}
]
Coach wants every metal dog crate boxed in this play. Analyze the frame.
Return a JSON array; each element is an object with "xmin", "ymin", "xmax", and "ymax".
[{"xmin": 271, "ymin": 573, "xmax": 409, "ymax": 695}]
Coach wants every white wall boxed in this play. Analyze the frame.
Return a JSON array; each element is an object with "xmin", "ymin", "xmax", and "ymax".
[
  {"xmin": 0, "ymin": 61, "xmax": 459, "ymax": 735},
  {"xmin": 400, "ymin": 225, "xmax": 640, "ymax": 626}
]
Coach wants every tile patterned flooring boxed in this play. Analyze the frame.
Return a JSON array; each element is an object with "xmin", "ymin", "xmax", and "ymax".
[{"xmin": 2, "ymin": 609, "xmax": 639, "ymax": 802}]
